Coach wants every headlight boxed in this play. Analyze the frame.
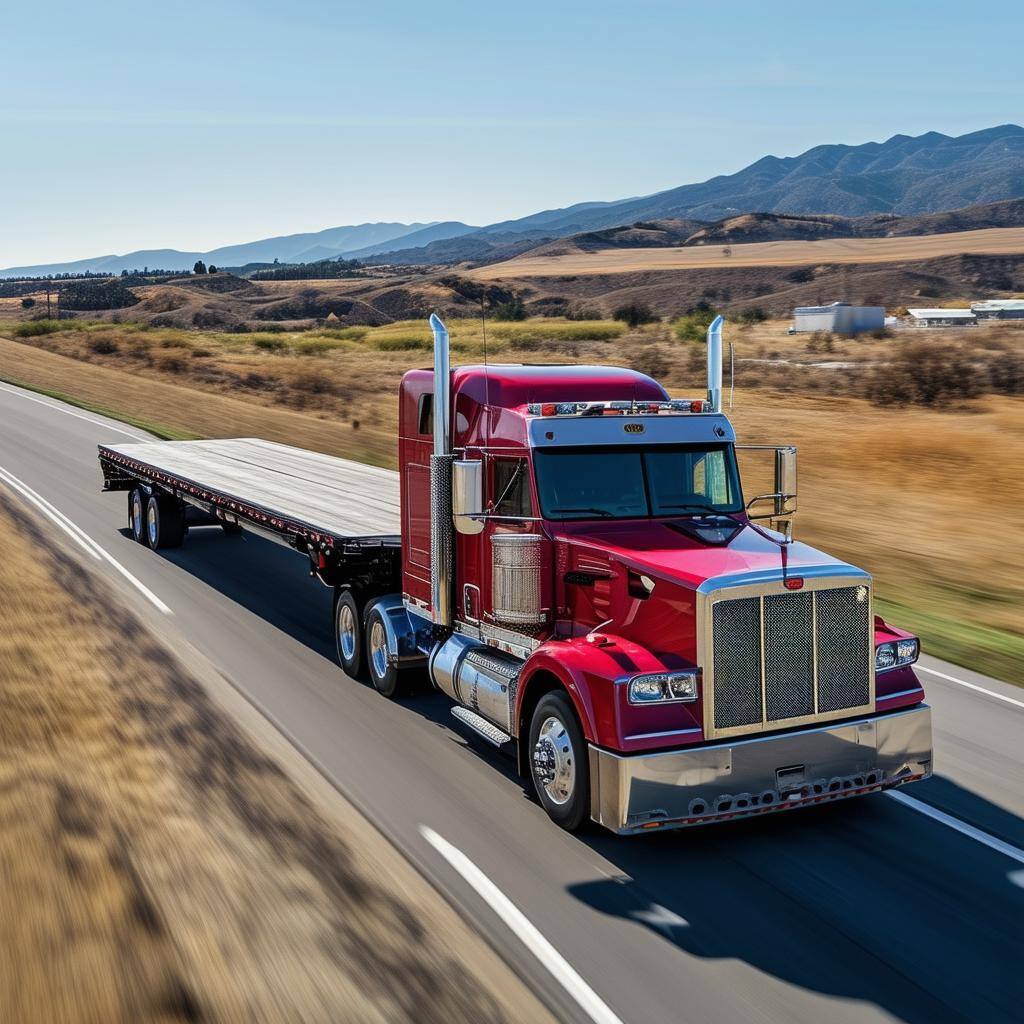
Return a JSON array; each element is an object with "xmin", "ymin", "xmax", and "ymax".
[
  {"xmin": 875, "ymin": 638, "xmax": 919, "ymax": 673},
  {"xmin": 627, "ymin": 671, "xmax": 699, "ymax": 704}
]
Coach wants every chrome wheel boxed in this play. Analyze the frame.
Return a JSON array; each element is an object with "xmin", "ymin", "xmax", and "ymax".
[
  {"xmin": 131, "ymin": 491, "xmax": 143, "ymax": 540},
  {"xmin": 369, "ymin": 618, "xmax": 388, "ymax": 681},
  {"xmin": 338, "ymin": 601, "xmax": 357, "ymax": 662},
  {"xmin": 532, "ymin": 715, "xmax": 576, "ymax": 806},
  {"xmin": 147, "ymin": 503, "xmax": 158, "ymax": 546}
]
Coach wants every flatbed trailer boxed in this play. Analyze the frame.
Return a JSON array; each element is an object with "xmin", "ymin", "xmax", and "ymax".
[{"xmin": 98, "ymin": 437, "xmax": 403, "ymax": 593}]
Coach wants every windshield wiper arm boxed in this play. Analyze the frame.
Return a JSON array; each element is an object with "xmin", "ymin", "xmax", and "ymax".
[{"xmin": 550, "ymin": 506, "xmax": 615, "ymax": 518}]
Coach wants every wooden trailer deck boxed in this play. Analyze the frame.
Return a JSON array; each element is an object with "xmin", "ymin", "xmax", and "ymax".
[{"xmin": 99, "ymin": 438, "xmax": 401, "ymax": 542}]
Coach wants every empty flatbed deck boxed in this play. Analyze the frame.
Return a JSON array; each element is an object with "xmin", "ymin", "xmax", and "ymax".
[{"xmin": 98, "ymin": 438, "xmax": 400, "ymax": 544}]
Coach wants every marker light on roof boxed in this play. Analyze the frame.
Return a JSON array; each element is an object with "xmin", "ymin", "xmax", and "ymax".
[{"xmin": 526, "ymin": 399, "xmax": 709, "ymax": 416}]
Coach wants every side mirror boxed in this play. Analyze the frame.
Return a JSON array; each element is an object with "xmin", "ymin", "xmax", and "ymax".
[
  {"xmin": 452, "ymin": 460, "xmax": 484, "ymax": 535},
  {"xmin": 774, "ymin": 446, "xmax": 797, "ymax": 516}
]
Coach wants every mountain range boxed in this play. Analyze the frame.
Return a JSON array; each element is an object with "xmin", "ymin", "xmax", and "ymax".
[{"xmin": 3, "ymin": 124, "xmax": 1021, "ymax": 278}]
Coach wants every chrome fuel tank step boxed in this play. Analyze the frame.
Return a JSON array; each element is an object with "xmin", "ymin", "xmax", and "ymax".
[{"xmin": 430, "ymin": 633, "xmax": 522, "ymax": 733}]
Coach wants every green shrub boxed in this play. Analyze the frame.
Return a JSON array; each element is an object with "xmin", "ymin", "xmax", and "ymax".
[
  {"xmin": 89, "ymin": 336, "xmax": 119, "ymax": 355},
  {"xmin": 374, "ymin": 334, "xmax": 431, "ymax": 351},
  {"xmin": 11, "ymin": 319, "xmax": 75, "ymax": 337},
  {"xmin": 492, "ymin": 297, "xmax": 526, "ymax": 321},
  {"xmin": 294, "ymin": 337, "xmax": 345, "ymax": 356},
  {"xmin": 672, "ymin": 306, "xmax": 718, "ymax": 343},
  {"xmin": 252, "ymin": 335, "xmax": 289, "ymax": 351}
]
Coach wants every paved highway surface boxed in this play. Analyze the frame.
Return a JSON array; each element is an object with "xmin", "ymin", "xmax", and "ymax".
[{"xmin": 1, "ymin": 380, "xmax": 1021, "ymax": 1024}]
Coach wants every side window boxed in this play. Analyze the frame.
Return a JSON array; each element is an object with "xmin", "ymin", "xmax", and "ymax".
[
  {"xmin": 491, "ymin": 458, "xmax": 533, "ymax": 517},
  {"xmin": 417, "ymin": 393, "xmax": 433, "ymax": 436}
]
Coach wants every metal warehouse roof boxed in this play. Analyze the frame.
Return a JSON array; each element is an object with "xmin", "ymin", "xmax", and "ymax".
[
  {"xmin": 971, "ymin": 299, "xmax": 1024, "ymax": 311},
  {"xmin": 907, "ymin": 308, "xmax": 975, "ymax": 318}
]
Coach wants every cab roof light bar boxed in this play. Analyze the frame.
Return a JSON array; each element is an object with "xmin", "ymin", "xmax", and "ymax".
[{"xmin": 526, "ymin": 399, "xmax": 710, "ymax": 417}]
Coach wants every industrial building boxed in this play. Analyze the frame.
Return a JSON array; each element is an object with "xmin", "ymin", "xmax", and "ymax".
[
  {"xmin": 906, "ymin": 308, "xmax": 977, "ymax": 327},
  {"xmin": 790, "ymin": 302, "xmax": 885, "ymax": 335},
  {"xmin": 970, "ymin": 299, "xmax": 1024, "ymax": 320}
]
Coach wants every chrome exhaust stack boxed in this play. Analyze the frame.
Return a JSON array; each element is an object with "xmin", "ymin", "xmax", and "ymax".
[
  {"xmin": 706, "ymin": 314, "xmax": 723, "ymax": 413},
  {"xmin": 429, "ymin": 313, "xmax": 454, "ymax": 627}
]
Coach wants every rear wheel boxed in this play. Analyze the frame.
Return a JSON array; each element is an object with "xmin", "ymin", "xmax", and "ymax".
[
  {"xmin": 145, "ymin": 494, "xmax": 185, "ymax": 550},
  {"xmin": 364, "ymin": 601, "xmax": 411, "ymax": 698},
  {"xmin": 334, "ymin": 589, "xmax": 364, "ymax": 679},
  {"xmin": 529, "ymin": 691, "xmax": 590, "ymax": 832},
  {"xmin": 128, "ymin": 488, "xmax": 146, "ymax": 544}
]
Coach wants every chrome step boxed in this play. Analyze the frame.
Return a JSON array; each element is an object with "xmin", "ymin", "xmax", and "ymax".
[{"xmin": 451, "ymin": 706, "xmax": 514, "ymax": 751}]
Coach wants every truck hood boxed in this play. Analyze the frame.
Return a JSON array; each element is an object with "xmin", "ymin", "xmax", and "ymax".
[{"xmin": 554, "ymin": 518, "xmax": 857, "ymax": 591}]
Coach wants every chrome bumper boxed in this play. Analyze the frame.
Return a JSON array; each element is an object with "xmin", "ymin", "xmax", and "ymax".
[{"xmin": 589, "ymin": 705, "xmax": 932, "ymax": 834}]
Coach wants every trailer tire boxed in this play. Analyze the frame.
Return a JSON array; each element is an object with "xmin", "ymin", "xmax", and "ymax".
[
  {"xmin": 529, "ymin": 691, "xmax": 590, "ymax": 832},
  {"xmin": 145, "ymin": 494, "xmax": 186, "ymax": 550},
  {"xmin": 364, "ymin": 601, "xmax": 410, "ymax": 699},
  {"xmin": 129, "ymin": 488, "xmax": 146, "ymax": 544},
  {"xmin": 334, "ymin": 588, "xmax": 365, "ymax": 679}
]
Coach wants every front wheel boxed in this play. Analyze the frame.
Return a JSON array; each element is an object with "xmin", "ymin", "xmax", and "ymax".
[{"xmin": 529, "ymin": 691, "xmax": 590, "ymax": 832}]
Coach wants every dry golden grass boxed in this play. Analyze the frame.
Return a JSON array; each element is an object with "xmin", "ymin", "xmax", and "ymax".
[
  {"xmin": 0, "ymin": 494, "xmax": 551, "ymax": 1024},
  {"xmin": 471, "ymin": 225, "xmax": 1024, "ymax": 278}
]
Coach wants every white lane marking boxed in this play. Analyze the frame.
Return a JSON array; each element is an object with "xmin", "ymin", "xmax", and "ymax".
[
  {"xmin": 420, "ymin": 825, "xmax": 624, "ymax": 1024},
  {"xmin": 0, "ymin": 381, "xmax": 148, "ymax": 440},
  {"xmin": 887, "ymin": 791, "xmax": 1024, "ymax": 869},
  {"xmin": 0, "ymin": 464, "xmax": 171, "ymax": 614},
  {"xmin": 916, "ymin": 664, "xmax": 1024, "ymax": 710}
]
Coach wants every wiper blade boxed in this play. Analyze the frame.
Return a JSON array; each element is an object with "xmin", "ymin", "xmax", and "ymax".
[
  {"xmin": 659, "ymin": 502, "xmax": 723, "ymax": 515},
  {"xmin": 551, "ymin": 506, "xmax": 615, "ymax": 518}
]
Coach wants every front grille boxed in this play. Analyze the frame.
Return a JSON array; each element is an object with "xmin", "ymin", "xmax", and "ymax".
[{"xmin": 711, "ymin": 585, "xmax": 871, "ymax": 736}]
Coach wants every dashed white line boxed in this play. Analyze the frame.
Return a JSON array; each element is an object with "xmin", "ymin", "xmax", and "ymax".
[
  {"xmin": 0, "ymin": 381, "xmax": 148, "ymax": 440},
  {"xmin": 420, "ymin": 825, "xmax": 624, "ymax": 1024},
  {"xmin": 887, "ymin": 791, "xmax": 1024, "ymax": 876},
  {"xmin": 0, "ymin": 464, "xmax": 171, "ymax": 614},
  {"xmin": 916, "ymin": 664, "xmax": 1024, "ymax": 710}
]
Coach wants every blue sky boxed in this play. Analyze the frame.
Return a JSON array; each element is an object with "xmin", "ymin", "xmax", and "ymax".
[{"xmin": 1, "ymin": 0, "xmax": 1021, "ymax": 266}]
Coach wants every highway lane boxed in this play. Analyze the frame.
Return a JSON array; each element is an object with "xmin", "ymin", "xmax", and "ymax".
[{"xmin": 1, "ymin": 381, "xmax": 1021, "ymax": 1024}]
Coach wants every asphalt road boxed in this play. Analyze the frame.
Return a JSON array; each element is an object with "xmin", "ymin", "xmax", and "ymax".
[{"xmin": 1, "ymin": 380, "xmax": 1021, "ymax": 1024}]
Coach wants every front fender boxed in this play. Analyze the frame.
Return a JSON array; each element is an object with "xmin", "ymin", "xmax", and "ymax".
[{"xmin": 518, "ymin": 635, "xmax": 694, "ymax": 749}]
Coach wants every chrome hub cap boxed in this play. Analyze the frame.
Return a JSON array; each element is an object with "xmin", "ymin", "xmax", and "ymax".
[
  {"xmin": 132, "ymin": 494, "xmax": 143, "ymax": 537},
  {"xmin": 369, "ymin": 619, "xmax": 388, "ymax": 680},
  {"xmin": 147, "ymin": 504, "xmax": 157, "ymax": 545},
  {"xmin": 533, "ymin": 716, "xmax": 575, "ymax": 805},
  {"xmin": 338, "ymin": 602, "xmax": 357, "ymax": 661}
]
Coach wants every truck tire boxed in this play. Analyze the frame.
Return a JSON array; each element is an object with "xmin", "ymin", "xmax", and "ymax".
[
  {"xmin": 145, "ymin": 494, "xmax": 186, "ymax": 550},
  {"xmin": 364, "ymin": 600, "xmax": 410, "ymax": 698},
  {"xmin": 334, "ymin": 588, "xmax": 365, "ymax": 679},
  {"xmin": 529, "ymin": 691, "xmax": 590, "ymax": 832},
  {"xmin": 129, "ymin": 488, "xmax": 146, "ymax": 544}
]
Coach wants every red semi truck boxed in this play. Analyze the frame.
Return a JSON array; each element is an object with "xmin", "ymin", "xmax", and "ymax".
[{"xmin": 98, "ymin": 314, "xmax": 932, "ymax": 833}]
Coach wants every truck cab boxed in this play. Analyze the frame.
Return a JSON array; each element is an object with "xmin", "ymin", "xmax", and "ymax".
[{"xmin": 385, "ymin": 315, "xmax": 932, "ymax": 833}]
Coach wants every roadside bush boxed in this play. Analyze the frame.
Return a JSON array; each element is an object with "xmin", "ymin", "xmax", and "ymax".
[
  {"xmin": 374, "ymin": 334, "xmax": 431, "ymax": 351},
  {"xmin": 156, "ymin": 353, "xmax": 187, "ymax": 374},
  {"xmin": 252, "ymin": 335, "xmax": 289, "ymax": 351},
  {"xmin": 20, "ymin": 297, "xmax": 35, "ymax": 308},
  {"xmin": 630, "ymin": 345, "xmax": 670, "ymax": 381},
  {"xmin": 295, "ymin": 337, "xmax": 346, "ymax": 356},
  {"xmin": 786, "ymin": 267, "xmax": 814, "ymax": 283},
  {"xmin": 492, "ymin": 296, "xmax": 527, "ymax": 321},
  {"xmin": 672, "ymin": 305, "xmax": 718, "ymax": 343},
  {"xmin": 291, "ymin": 369, "xmax": 336, "ymax": 395},
  {"xmin": 735, "ymin": 307, "xmax": 767, "ymax": 325},
  {"xmin": 613, "ymin": 302, "xmax": 656, "ymax": 328},
  {"xmin": 806, "ymin": 331, "xmax": 835, "ymax": 354},
  {"xmin": 11, "ymin": 319, "xmax": 74, "ymax": 337},
  {"xmin": 988, "ymin": 351, "xmax": 1024, "ymax": 394},
  {"xmin": 864, "ymin": 342, "xmax": 983, "ymax": 406},
  {"xmin": 89, "ymin": 336, "xmax": 119, "ymax": 355}
]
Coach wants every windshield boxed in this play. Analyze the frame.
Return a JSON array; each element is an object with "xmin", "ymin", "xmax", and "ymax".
[{"xmin": 534, "ymin": 444, "xmax": 743, "ymax": 520}]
